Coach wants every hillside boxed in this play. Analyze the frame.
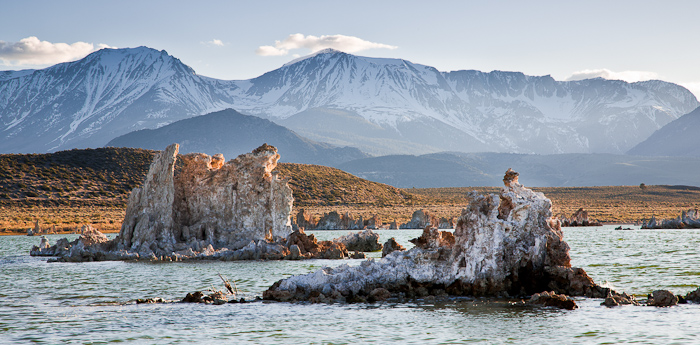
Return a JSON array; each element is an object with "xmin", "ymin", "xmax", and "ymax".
[
  {"xmin": 0, "ymin": 147, "xmax": 419, "ymax": 232},
  {"xmin": 107, "ymin": 108, "xmax": 368, "ymax": 167},
  {"xmin": 275, "ymin": 163, "xmax": 420, "ymax": 206},
  {"xmin": 2, "ymin": 147, "xmax": 699, "ymax": 233}
]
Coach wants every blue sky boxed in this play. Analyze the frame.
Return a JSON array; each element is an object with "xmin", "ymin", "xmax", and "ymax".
[{"xmin": 2, "ymin": 0, "xmax": 699, "ymax": 98}]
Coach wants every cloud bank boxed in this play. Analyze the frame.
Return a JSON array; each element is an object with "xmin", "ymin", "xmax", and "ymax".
[
  {"xmin": 256, "ymin": 33, "xmax": 397, "ymax": 56},
  {"xmin": 0, "ymin": 37, "xmax": 111, "ymax": 66},
  {"xmin": 566, "ymin": 69, "xmax": 659, "ymax": 83}
]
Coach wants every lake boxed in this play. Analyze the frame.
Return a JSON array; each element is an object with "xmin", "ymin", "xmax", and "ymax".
[{"xmin": 2, "ymin": 226, "xmax": 700, "ymax": 344}]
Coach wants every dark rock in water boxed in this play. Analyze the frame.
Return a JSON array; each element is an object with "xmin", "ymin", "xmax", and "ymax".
[
  {"xmin": 528, "ymin": 291, "xmax": 577, "ymax": 310},
  {"xmin": 350, "ymin": 251, "xmax": 366, "ymax": 259},
  {"xmin": 334, "ymin": 229, "xmax": 383, "ymax": 252},
  {"xmin": 647, "ymin": 290, "xmax": 678, "ymax": 307},
  {"xmin": 182, "ymin": 290, "xmax": 229, "ymax": 304},
  {"xmin": 136, "ymin": 297, "xmax": 167, "ymax": 304},
  {"xmin": 382, "ymin": 238, "xmax": 406, "ymax": 258},
  {"xmin": 263, "ymin": 169, "xmax": 610, "ymax": 302},
  {"xmin": 601, "ymin": 291, "xmax": 639, "ymax": 307},
  {"xmin": 285, "ymin": 228, "xmax": 348, "ymax": 259},
  {"xmin": 685, "ymin": 287, "xmax": 700, "ymax": 303}
]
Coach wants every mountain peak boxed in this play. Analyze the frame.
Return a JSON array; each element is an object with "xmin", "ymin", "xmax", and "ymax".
[{"xmin": 282, "ymin": 48, "xmax": 346, "ymax": 67}]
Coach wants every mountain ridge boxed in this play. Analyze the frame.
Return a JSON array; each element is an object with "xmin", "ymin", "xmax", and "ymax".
[
  {"xmin": 1, "ymin": 47, "xmax": 697, "ymax": 155},
  {"xmin": 626, "ymin": 106, "xmax": 700, "ymax": 157},
  {"xmin": 107, "ymin": 108, "xmax": 369, "ymax": 166}
]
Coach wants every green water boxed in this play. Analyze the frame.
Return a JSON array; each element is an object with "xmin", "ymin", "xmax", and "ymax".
[{"xmin": 2, "ymin": 227, "xmax": 699, "ymax": 344}]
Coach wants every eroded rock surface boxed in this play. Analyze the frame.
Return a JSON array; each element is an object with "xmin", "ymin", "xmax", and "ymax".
[
  {"xmin": 31, "ymin": 144, "xmax": 346, "ymax": 262},
  {"xmin": 264, "ymin": 169, "xmax": 609, "ymax": 302},
  {"xmin": 382, "ymin": 238, "xmax": 406, "ymax": 257},
  {"xmin": 527, "ymin": 291, "xmax": 577, "ymax": 310},
  {"xmin": 335, "ymin": 229, "xmax": 382, "ymax": 252}
]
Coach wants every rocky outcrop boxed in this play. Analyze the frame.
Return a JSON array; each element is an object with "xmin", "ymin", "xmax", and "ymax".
[
  {"xmin": 685, "ymin": 287, "xmax": 700, "ymax": 303},
  {"xmin": 381, "ymin": 238, "xmax": 406, "ymax": 257},
  {"xmin": 647, "ymin": 290, "xmax": 678, "ymax": 307},
  {"xmin": 335, "ymin": 229, "xmax": 383, "ymax": 252},
  {"xmin": 31, "ymin": 144, "xmax": 349, "ymax": 262},
  {"xmin": 527, "ymin": 291, "xmax": 577, "ymax": 310},
  {"xmin": 642, "ymin": 209, "xmax": 700, "ymax": 229},
  {"xmin": 559, "ymin": 208, "xmax": 602, "ymax": 227},
  {"xmin": 602, "ymin": 291, "xmax": 639, "ymax": 307},
  {"xmin": 263, "ymin": 169, "xmax": 609, "ymax": 302}
]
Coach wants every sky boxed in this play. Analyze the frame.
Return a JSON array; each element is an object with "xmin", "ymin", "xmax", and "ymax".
[{"xmin": 1, "ymin": 0, "xmax": 699, "ymax": 98}]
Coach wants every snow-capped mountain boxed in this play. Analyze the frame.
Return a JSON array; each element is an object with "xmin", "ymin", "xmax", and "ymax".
[
  {"xmin": 0, "ymin": 47, "xmax": 241, "ymax": 153},
  {"xmin": 1, "ymin": 47, "xmax": 697, "ymax": 155}
]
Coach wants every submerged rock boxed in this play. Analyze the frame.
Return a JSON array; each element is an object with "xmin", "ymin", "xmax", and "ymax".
[
  {"xmin": 647, "ymin": 290, "xmax": 678, "ymax": 307},
  {"xmin": 31, "ymin": 144, "xmax": 347, "ymax": 262},
  {"xmin": 685, "ymin": 287, "xmax": 700, "ymax": 303},
  {"xmin": 264, "ymin": 169, "xmax": 609, "ymax": 302},
  {"xmin": 527, "ymin": 291, "xmax": 577, "ymax": 310},
  {"xmin": 602, "ymin": 291, "xmax": 639, "ymax": 307}
]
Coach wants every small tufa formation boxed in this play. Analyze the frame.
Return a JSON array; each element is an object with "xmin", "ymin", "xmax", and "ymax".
[
  {"xmin": 264, "ymin": 169, "xmax": 609, "ymax": 302},
  {"xmin": 527, "ymin": 291, "xmax": 577, "ymax": 310},
  {"xmin": 382, "ymin": 237, "xmax": 406, "ymax": 257},
  {"xmin": 295, "ymin": 210, "xmax": 382, "ymax": 230},
  {"xmin": 559, "ymin": 208, "xmax": 602, "ymax": 227},
  {"xmin": 642, "ymin": 209, "xmax": 700, "ymax": 229},
  {"xmin": 31, "ymin": 144, "xmax": 346, "ymax": 261},
  {"xmin": 335, "ymin": 229, "xmax": 383, "ymax": 252}
]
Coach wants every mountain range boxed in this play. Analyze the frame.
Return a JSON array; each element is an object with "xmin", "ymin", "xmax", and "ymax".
[
  {"xmin": 106, "ymin": 108, "xmax": 368, "ymax": 166},
  {"xmin": 2, "ymin": 46, "xmax": 697, "ymax": 156}
]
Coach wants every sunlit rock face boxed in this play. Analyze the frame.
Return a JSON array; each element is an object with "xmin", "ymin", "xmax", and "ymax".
[
  {"xmin": 119, "ymin": 143, "xmax": 293, "ymax": 254},
  {"xmin": 264, "ymin": 169, "xmax": 606, "ymax": 302},
  {"xmin": 32, "ymin": 143, "xmax": 300, "ymax": 261}
]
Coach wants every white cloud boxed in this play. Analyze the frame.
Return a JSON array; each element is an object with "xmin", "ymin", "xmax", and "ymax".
[
  {"xmin": 0, "ymin": 36, "xmax": 110, "ymax": 66},
  {"xmin": 256, "ymin": 33, "xmax": 397, "ymax": 56},
  {"xmin": 566, "ymin": 69, "xmax": 659, "ymax": 83},
  {"xmin": 203, "ymin": 39, "xmax": 224, "ymax": 47}
]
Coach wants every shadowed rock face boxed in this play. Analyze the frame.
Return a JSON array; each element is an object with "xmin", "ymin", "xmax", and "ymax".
[{"xmin": 264, "ymin": 169, "xmax": 608, "ymax": 302}]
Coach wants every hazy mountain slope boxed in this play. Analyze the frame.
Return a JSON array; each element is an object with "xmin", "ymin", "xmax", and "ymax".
[
  {"xmin": 277, "ymin": 108, "xmax": 490, "ymax": 155},
  {"xmin": 626, "ymin": 106, "xmax": 700, "ymax": 157},
  {"xmin": 1, "ymin": 47, "xmax": 697, "ymax": 155},
  {"xmin": 107, "ymin": 108, "xmax": 368, "ymax": 166},
  {"xmin": 337, "ymin": 152, "xmax": 700, "ymax": 188}
]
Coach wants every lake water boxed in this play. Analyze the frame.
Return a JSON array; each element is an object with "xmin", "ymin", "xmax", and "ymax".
[{"xmin": 2, "ymin": 226, "xmax": 700, "ymax": 344}]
